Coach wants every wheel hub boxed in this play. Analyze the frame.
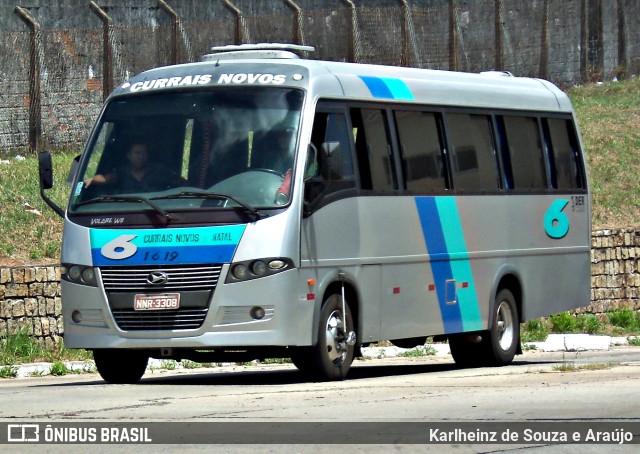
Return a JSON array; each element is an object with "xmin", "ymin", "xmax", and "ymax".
[
  {"xmin": 496, "ymin": 301, "xmax": 514, "ymax": 350},
  {"xmin": 325, "ymin": 310, "xmax": 347, "ymax": 364}
]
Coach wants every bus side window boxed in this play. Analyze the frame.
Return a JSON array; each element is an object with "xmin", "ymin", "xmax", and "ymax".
[
  {"xmin": 501, "ymin": 116, "xmax": 547, "ymax": 190},
  {"xmin": 394, "ymin": 110, "xmax": 446, "ymax": 193},
  {"xmin": 446, "ymin": 113, "xmax": 499, "ymax": 192},
  {"xmin": 306, "ymin": 110, "xmax": 356, "ymax": 205},
  {"xmin": 351, "ymin": 108, "xmax": 397, "ymax": 191},
  {"xmin": 544, "ymin": 118, "xmax": 584, "ymax": 190}
]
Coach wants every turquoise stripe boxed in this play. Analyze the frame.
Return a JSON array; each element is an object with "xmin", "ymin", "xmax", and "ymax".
[
  {"xmin": 358, "ymin": 76, "xmax": 415, "ymax": 100},
  {"xmin": 435, "ymin": 197, "xmax": 483, "ymax": 331},
  {"xmin": 381, "ymin": 77, "xmax": 415, "ymax": 100}
]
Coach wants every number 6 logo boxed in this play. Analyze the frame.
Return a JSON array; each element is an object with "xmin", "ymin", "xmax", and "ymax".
[
  {"xmin": 101, "ymin": 234, "xmax": 138, "ymax": 260},
  {"xmin": 544, "ymin": 199, "xmax": 570, "ymax": 239}
]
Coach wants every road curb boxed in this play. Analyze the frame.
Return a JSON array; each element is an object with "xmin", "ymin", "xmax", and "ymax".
[{"xmin": 4, "ymin": 335, "xmax": 639, "ymax": 378}]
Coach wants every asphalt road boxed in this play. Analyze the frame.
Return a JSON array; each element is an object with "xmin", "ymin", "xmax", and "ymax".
[{"xmin": 1, "ymin": 347, "xmax": 639, "ymax": 453}]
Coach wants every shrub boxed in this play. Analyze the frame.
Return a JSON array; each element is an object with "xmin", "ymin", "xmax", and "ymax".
[
  {"xmin": 521, "ymin": 319, "xmax": 550, "ymax": 342},
  {"xmin": 575, "ymin": 314, "xmax": 605, "ymax": 335},
  {"xmin": 49, "ymin": 362, "xmax": 68, "ymax": 376},
  {"xmin": 607, "ymin": 309, "xmax": 637, "ymax": 330},
  {"xmin": 549, "ymin": 312, "xmax": 577, "ymax": 333}
]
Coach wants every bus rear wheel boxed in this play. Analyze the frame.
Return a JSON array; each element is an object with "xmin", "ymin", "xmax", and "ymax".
[
  {"xmin": 450, "ymin": 288, "xmax": 519, "ymax": 368},
  {"xmin": 93, "ymin": 349, "xmax": 149, "ymax": 384},
  {"xmin": 484, "ymin": 288, "xmax": 520, "ymax": 366},
  {"xmin": 300, "ymin": 294, "xmax": 356, "ymax": 380}
]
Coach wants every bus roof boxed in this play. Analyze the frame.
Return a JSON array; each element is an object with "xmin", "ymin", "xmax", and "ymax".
[{"xmin": 114, "ymin": 47, "xmax": 572, "ymax": 113}]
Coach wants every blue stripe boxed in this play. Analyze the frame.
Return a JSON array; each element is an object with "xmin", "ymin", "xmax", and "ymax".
[
  {"xmin": 359, "ymin": 76, "xmax": 394, "ymax": 98},
  {"xmin": 415, "ymin": 197, "xmax": 463, "ymax": 333},
  {"xmin": 358, "ymin": 76, "xmax": 415, "ymax": 100},
  {"xmin": 91, "ymin": 244, "xmax": 238, "ymax": 266}
]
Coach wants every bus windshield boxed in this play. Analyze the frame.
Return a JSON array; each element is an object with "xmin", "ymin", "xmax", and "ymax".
[{"xmin": 70, "ymin": 87, "xmax": 303, "ymax": 214}]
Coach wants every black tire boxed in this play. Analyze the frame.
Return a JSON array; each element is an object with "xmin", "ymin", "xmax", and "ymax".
[
  {"xmin": 448, "ymin": 333, "xmax": 485, "ymax": 368},
  {"xmin": 303, "ymin": 294, "xmax": 355, "ymax": 380},
  {"xmin": 484, "ymin": 288, "xmax": 520, "ymax": 366},
  {"xmin": 93, "ymin": 349, "xmax": 149, "ymax": 384},
  {"xmin": 291, "ymin": 347, "xmax": 314, "ymax": 374},
  {"xmin": 390, "ymin": 337, "xmax": 428, "ymax": 349},
  {"xmin": 450, "ymin": 288, "xmax": 520, "ymax": 368}
]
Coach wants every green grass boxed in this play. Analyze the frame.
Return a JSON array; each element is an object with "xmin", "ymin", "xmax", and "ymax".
[
  {"xmin": 0, "ymin": 327, "xmax": 92, "ymax": 366},
  {"xmin": 397, "ymin": 345, "xmax": 437, "ymax": 357},
  {"xmin": 520, "ymin": 309, "xmax": 640, "ymax": 341},
  {"xmin": 570, "ymin": 77, "xmax": 640, "ymax": 227},
  {"xmin": 0, "ymin": 149, "xmax": 73, "ymax": 264},
  {"xmin": 552, "ymin": 362, "xmax": 613, "ymax": 373},
  {"xmin": 49, "ymin": 361, "xmax": 69, "ymax": 376}
]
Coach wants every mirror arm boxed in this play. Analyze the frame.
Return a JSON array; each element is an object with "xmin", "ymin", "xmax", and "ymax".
[{"xmin": 40, "ymin": 186, "xmax": 65, "ymax": 218}]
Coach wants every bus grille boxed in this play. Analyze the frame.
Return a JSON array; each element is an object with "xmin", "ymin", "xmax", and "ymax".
[
  {"xmin": 100, "ymin": 264, "xmax": 222, "ymax": 331},
  {"xmin": 100, "ymin": 264, "xmax": 223, "ymax": 291},
  {"xmin": 111, "ymin": 308, "xmax": 209, "ymax": 331}
]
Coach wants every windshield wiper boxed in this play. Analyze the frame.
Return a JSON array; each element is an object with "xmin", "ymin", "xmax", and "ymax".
[
  {"xmin": 152, "ymin": 191, "xmax": 268, "ymax": 220},
  {"xmin": 74, "ymin": 195, "xmax": 174, "ymax": 224}
]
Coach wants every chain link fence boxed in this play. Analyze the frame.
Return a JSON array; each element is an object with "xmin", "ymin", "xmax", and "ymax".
[{"xmin": 0, "ymin": 0, "xmax": 637, "ymax": 153}]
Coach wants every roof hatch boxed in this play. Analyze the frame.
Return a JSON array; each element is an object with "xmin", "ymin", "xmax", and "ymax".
[{"xmin": 202, "ymin": 43, "xmax": 315, "ymax": 61}]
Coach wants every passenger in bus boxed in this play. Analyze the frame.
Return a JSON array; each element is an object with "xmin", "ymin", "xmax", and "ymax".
[{"xmin": 84, "ymin": 142, "xmax": 181, "ymax": 193}]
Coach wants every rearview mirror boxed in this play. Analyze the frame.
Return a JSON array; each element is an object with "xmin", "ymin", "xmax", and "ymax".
[{"xmin": 38, "ymin": 151, "xmax": 54, "ymax": 190}]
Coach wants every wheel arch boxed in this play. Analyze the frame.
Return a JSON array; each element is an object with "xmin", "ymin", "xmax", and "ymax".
[
  {"xmin": 493, "ymin": 269, "xmax": 523, "ymax": 324},
  {"xmin": 312, "ymin": 272, "xmax": 361, "ymax": 346}
]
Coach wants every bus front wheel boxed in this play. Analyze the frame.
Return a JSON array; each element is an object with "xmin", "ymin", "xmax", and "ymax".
[
  {"xmin": 305, "ymin": 294, "xmax": 356, "ymax": 380},
  {"xmin": 93, "ymin": 349, "xmax": 149, "ymax": 384}
]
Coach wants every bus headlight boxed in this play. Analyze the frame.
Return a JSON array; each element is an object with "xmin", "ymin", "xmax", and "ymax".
[
  {"xmin": 68, "ymin": 265, "xmax": 82, "ymax": 281},
  {"xmin": 81, "ymin": 267, "xmax": 97, "ymax": 285},
  {"xmin": 232, "ymin": 264, "xmax": 249, "ymax": 280},
  {"xmin": 250, "ymin": 260, "xmax": 268, "ymax": 276},
  {"xmin": 63, "ymin": 264, "xmax": 98, "ymax": 287},
  {"xmin": 226, "ymin": 257, "xmax": 294, "ymax": 283}
]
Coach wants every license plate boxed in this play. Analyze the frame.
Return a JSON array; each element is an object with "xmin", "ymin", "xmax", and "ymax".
[{"xmin": 134, "ymin": 293, "xmax": 180, "ymax": 311}]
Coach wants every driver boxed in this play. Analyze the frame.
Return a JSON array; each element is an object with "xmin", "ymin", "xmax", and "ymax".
[
  {"xmin": 270, "ymin": 128, "xmax": 295, "ymax": 205},
  {"xmin": 84, "ymin": 142, "xmax": 179, "ymax": 193},
  {"xmin": 270, "ymin": 127, "xmax": 295, "ymax": 174}
]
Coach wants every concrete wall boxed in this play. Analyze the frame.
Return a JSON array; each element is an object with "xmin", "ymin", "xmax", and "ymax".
[
  {"xmin": 1, "ymin": 228, "xmax": 639, "ymax": 345},
  {"xmin": 0, "ymin": 265, "xmax": 61, "ymax": 348}
]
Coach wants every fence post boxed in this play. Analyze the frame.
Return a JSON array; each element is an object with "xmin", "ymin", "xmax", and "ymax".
[
  {"xmin": 89, "ymin": 2, "xmax": 113, "ymax": 102},
  {"xmin": 398, "ymin": 0, "xmax": 418, "ymax": 67},
  {"xmin": 580, "ymin": 0, "xmax": 588, "ymax": 82},
  {"xmin": 284, "ymin": 0, "xmax": 305, "ymax": 46},
  {"xmin": 448, "ymin": 0, "xmax": 458, "ymax": 71},
  {"xmin": 494, "ymin": 0, "xmax": 503, "ymax": 70},
  {"xmin": 223, "ymin": 0, "xmax": 245, "ymax": 45},
  {"xmin": 14, "ymin": 6, "xmax": 42, "ymax": 153},
  {"xmin": 158, "ymin": 0, "xmax": 179, "ymax": 65},
  {"xmin": 539, "ymin": 0, "xmax": 549, "ymax": 79},
  {"xmin": 341, "ymin": 0, "xmax": 360, "ymax": 63},
  {"xmin": 587, "ymin": 0, "xmax": 603, "ymax": 81},
  {"xmin": 617, "ymin": 0, "xmax": 627, "ymax": 79}
]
